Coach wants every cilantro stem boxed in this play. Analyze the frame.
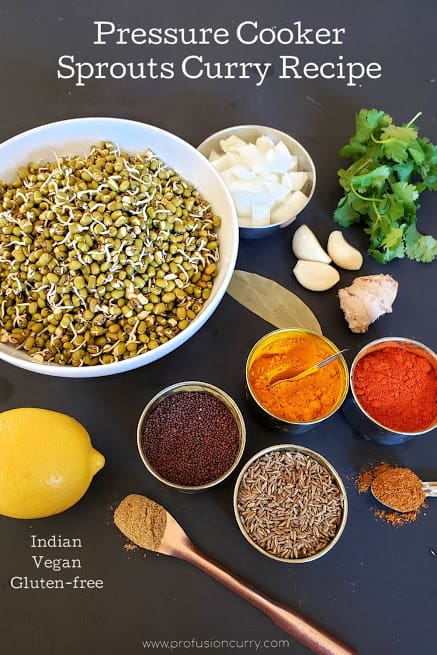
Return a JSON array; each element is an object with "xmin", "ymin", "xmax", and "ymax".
[
  {"xmin": 371, "ymin": 200, "xmax": 383, "ymax": 223},
  {"xmin": 370, "ymin": 133, "xmax": 389, "ymax": 145},
  {"xmin": 371, "ymin": 111, "xmax": 422, "ymax": 144},
  {"xmin": 350, "ymin": 180, "xmax": 384, "ymax": 203},
  {"xmin": 406, "ymin": 111, "xmax": 422, "ymax": 127},
  {"xmin": 353, "ymin": 158, "xmax": 373, "ymax": 176}
]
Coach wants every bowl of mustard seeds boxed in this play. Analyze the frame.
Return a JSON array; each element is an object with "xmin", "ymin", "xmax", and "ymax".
[{"xmin": 137, "ymin": 381, "xmax": 246, "ymax": 492}]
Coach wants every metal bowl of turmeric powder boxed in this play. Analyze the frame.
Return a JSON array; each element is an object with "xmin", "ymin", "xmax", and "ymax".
[
  {"xmin": 245, "ymin": 329, "xmax": 349, "ymax": 434},
  {"xmin": 342, "ymin": 336, "xmax": 437, "ymax": 445}
]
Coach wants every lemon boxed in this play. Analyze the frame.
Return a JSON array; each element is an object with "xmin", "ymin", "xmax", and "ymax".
[{"xmin": 0, "ymin": 408, "xmax": 105, "ymax": 519}]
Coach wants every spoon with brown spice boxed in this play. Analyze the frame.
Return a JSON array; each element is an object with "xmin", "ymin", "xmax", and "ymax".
[
  {"xmin": 370, "ymin": 467, "xmax": 437, "ymax": 513},
  {"xmin": 114, "ymin": 494, "xmax": 358, "ymax": 655}
]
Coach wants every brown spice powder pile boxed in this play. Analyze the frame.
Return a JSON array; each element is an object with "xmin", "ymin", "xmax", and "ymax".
[
  {"xmin": 357, "ymin": 463, "xmax": 391, "ymax": 494},
  {"xmin": 357, "ymin": 463, "xmax": 426, "ymax": 526},
  {"xmin": 114, "ymin": 494, "xmax": 167, "ymax": 550},
  {"xmin": 374, "ymin": 508, "xmax": 422, "ymax": 527},
  {"xmin": 372, "ymin": 468, "xmax": 425, "ymax": 512}
]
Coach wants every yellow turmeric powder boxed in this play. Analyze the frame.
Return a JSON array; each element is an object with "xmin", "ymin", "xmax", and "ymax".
[{"xmin": 248, "ymin": 332, "xmax": 346, "ymax": 423}]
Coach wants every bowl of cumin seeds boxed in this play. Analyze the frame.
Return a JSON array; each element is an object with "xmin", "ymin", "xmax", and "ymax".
[{"xmin": 234, "ymin": 444, "xmax": 348, "ymax": 563}]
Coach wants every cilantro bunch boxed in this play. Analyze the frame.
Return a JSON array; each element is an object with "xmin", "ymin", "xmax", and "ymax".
[{"xmin": 334, "ymin": 109, "xmax": 437, "ymax": 263}]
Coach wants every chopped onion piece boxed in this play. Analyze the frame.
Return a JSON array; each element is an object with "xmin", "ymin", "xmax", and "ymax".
[
  {"xmin": 219, "ymin": 135, "xmax": 247, "ymax": 152},
  {"xmin": 207, "ymin": 133, "xmax": 311, "ymax": 227},
  {"xmin": 229, "ymin": 165, "xmax": 256, "ymax": 180},
  {"xmin": 232, "ymin": 192, "xmax": 252, "ymax": 218},
  {"xmin": 251, "ymin": 201, "xmax": 271, "ymax": 226},
  {"xmin": 270, "ymin": 191, "xmax": 308, "ymax": 223},
  {"xmin": 238, "ymin": 217, "xmax": 253, "ymax": 227},
  {"xmin": 282, "ymin": 171, "xmax": 308, "ymax": 192},
  {"xmin": 210, "ymin": 152, "xmax": 239, "ymax": 171},
  {"xmin": 255, "ymin": 135, "xmax": 275, "ymax": 152},
  {"xmin": 265, "ymin": 141, "xmax": 294, "ymax": 173},
  {"xmin": 208, "ymin": 149, "xmax": 221, "ymax": 162}
]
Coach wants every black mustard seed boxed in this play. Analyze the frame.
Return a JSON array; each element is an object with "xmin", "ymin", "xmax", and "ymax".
[{"xmin": 142, "ymin": 391, "xmax": 240, "ymax": 486}]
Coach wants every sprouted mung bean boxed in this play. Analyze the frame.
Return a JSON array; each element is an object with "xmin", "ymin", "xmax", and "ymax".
[
  {"xmin": 237, "ymin": 450, "xmax": 344, "ymax": 559},
  {"xmin": 0, "ymin": 142, "xmax": 221, "ymax": 366}
]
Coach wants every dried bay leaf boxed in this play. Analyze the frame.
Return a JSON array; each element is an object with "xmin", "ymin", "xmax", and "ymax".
[{"xmin": 227, "ymin": 270, "xmax": 322, "ymax": 335}]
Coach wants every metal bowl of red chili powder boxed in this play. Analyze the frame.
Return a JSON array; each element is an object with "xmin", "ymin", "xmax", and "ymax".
[
  {"xmin": 137, "ymin": 381, "xmax": 246, "ymax": 492},
  {"xmin": 343, "ymin": 337, "xmax": 437, "ymax": 445}
]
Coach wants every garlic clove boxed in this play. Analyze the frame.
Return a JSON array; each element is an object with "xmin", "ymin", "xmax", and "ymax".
[
  {"xmin": 292, "ymin": 224, "xmax": 331, "ymax": 263},
  {"xmin": 327, "ymin": 230, "xmax": 363, "ymax": 270},
  {"xmin": 293, "ymin": 260, "xmax": 340, "ymax": 292}
]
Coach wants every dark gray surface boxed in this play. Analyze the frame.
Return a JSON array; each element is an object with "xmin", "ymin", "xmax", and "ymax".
[{"xmin": 0, "ymin": 1, "xmax": 436, "ymax": 654}]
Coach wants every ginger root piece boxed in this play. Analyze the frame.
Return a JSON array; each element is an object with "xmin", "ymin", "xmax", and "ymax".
[{"xmin": 338, "ymin": 274, "xmax": 398, "ymax": 333}]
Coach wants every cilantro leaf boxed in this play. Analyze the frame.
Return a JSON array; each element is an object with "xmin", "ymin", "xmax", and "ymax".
[
  {"xmin": 381, "ymin": 124, "xmax": 417, "ymax": 142},
  {"xmin": 340, "ymin": 140, "xmax": 367, "ymax": 159},
  {"xmin": 405, "ymin": 224, "xmax": 437, "ymax": 262},
  {"xmin": 418, "ymin": 173, "xmax": 437, "ymax": 192},
  {"xmin": 355, "ymin": 109, "xmax": 391, "ymax": 143},
  {"xmin": 340, "ymin": 141, "xmax": 380, "ymax": 161},
  {"xmin": 391, "ymin": 181, "xmax": 419, "ymax": 208},
  {"xmin": 338, "ymin": 167, "xmax": 354, "ymax": 192},
  {"xmin": 333, "ymin": 194, "xmax": 361, "ymax": 226},
  {"xmin": 351, "ymin": 165, "xmax": 391, "ymax": 191},
  {"xmin": 417, "ymin": 138, "xmax": 437, "ymax": 190},
  {"xmin": 382, "ymin": 139, "xmax": 410, "ymax": 163},
  {"xmin": 386, "ymin": 197, "xmax": 405, "ymax": 222},
  {"xmin": 366, "ymin": 214, "xmax": 406, "ymax": 263},
  {"xmin": 382, "ymin": 225, "xmax": 404, "ymax": 249},
  {"xmin": 334, "ymin": 108, "xmax": 437, "ymax": 264},
  {"xmin": 407, "ymin": 140, "xmax": 426, "ymax": 166},
  {"xmin": 350, "ymin": 193, "xmax": 372, "ymax": 215},
  {"xmin": 368, "ymin": 246, "xmax": 404, "ymax": 264},
  {"xmin": 393, "ymin": 161, "xmax": 415, "ymax": 182},
  {"xmin": 379, "ymin": 126, "xmax": 418, "ymax": 163},
  {"xmin": 337, "ymin": 152, "xmax": 378, "ymax": 190}
]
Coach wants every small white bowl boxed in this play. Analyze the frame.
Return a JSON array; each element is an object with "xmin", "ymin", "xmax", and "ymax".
[
  {"xmin": 0, "ymin": 118, "xmax": 239, "ymax": 377},
  {"xmin": 198, "ymin": 125, "xmax": 316, "ymax": 239}
]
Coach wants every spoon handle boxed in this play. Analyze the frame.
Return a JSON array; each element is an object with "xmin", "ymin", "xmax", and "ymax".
[
  {"xmin": 176, "ymin": 542, "xmax": 357, "ymax": 655},
  {"xmin": 269, "ymin": 349, "xmax": 348, "ymax": 387},
  {"xmin": 423, "ymin": 481, "xmax": 437, "ymax": 497}
]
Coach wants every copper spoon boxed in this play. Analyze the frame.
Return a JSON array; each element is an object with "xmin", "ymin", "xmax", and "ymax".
[
  {"xmin": 115, "ymin": 494, "xmax": 357, "ymax": 655},
  {"xmin": 268, "ymin": 349, "xmax": 348, "ymax": 388}
]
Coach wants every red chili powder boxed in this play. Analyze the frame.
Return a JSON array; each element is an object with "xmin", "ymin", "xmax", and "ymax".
[{"xmin": 353, "ymin": 347, "xmax": 437, "ymax": 433}]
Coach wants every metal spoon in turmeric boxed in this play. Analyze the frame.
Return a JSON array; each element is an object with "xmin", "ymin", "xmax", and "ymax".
[{"xmin": 268, "ymin": 349, "xmax": 348, "ymax": 387}]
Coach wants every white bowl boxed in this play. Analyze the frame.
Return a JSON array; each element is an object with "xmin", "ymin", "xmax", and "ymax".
[
  {"xmin": 198, "ymin": 125, "xmax": 316, "ymax": 239},
  {"xmin": 0, "ymin": 118, "xmax": 239, "ymax": 377}
]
